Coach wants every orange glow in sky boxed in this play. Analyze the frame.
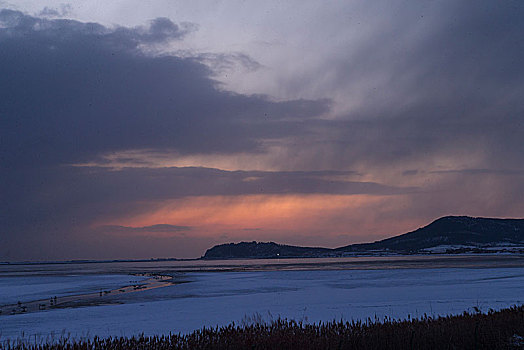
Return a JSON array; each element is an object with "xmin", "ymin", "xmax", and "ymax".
[{"xmin": 98, "ymin": 194, "xmax": 423, "ymax": 247}]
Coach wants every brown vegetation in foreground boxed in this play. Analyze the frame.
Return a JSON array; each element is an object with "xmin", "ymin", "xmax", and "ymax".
[{"xmin": 2, "ymin": 305, "xmax": 523, "ymax": 349}]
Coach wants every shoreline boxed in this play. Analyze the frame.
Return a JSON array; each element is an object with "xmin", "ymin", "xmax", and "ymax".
[
  {"xmin": 2, "ymin": 251, "xmax": 524, "ymax": 266},
  {"xmin": 0, "ymin": 273, "xmax": 176, "ymax": 317}
]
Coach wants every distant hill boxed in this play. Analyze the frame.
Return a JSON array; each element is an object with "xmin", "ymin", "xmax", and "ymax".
[
  {"xmin": 203, "ymin": 241, "xmax": 332, "ymax": 259},
  {"xmin": 203, "ymin": 216, "xmax": 524, "ymax": 259}
]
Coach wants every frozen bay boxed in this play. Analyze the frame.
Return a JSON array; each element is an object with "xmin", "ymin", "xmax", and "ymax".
[{"xmin": 0, "ymin": 256, "xmax": 523, "ymax": 342}]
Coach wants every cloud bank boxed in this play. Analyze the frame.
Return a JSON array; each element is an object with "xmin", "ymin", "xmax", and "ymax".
[{"xmin": 1, "ymin": 2, "xmax": 524, "ymax": 260}]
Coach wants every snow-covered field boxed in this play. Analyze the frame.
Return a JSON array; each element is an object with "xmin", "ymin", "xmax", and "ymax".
[{"xmin": 1, "ymin": 259, "xmax": 523, "ymax": 343}]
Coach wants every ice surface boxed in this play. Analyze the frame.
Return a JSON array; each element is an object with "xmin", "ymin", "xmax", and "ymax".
[
  {"xmin": 0, "ymin": 274, "xmax": 147, "ymax": 304},
  {"xmin": 1, "ymin": 266, "xmax": 523, "ymax": 342}
]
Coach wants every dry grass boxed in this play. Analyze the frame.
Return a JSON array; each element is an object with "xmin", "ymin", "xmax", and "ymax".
[{"xmin": 2, "ymin": 305, "xmax": 523, "ymax": 349}]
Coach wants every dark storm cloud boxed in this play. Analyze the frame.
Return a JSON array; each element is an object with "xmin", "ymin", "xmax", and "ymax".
[
  {"xmin": 5, "ymin": 166, "xmax": 413, "ymax": 231},
  {"xmin": 0, "ymin": 163, "xmax": 413, "ymax": 260},
  {"xmin": 0, "ymin": 9, "xmax": 191, "ymax": 46},
  {"xmin": 0, "ymin": 9, "xmax": 332, "ymax": 259},
  {"xmin": 70, "ymin": 167, "xmax": 412, "ymax": 201},
  {"xmin": 0, "ymin": 9, "xmax": 329, "ymax": 170}
]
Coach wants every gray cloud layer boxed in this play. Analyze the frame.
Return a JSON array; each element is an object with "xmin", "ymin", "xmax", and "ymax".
[
  {"xmin": 0, "ymin": 10, "xmax": 329, "ymax": 169},
  {"xmin": 1, "ymin": 2, "xmax": 524, "ymax": 260},
  {"xmin": 0, "ymin": 10, "xmax": 332, "ymax": 259}
]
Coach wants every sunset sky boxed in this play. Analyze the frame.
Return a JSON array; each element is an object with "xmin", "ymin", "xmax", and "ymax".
[{"xmin": 1, "ymin": 1, "xmax": 524, "ymax": 260}]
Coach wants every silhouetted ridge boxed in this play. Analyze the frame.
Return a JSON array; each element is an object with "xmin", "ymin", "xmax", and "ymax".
[
  {"xmin": 341, "ymin": 216, "xmax": 524, "ymax": 252},
  {"xmin": 203, "ymin": 216, "xmax": 524, "ymax": 258},
  {"xmin": 204, "ymin": 241, "xmax": 331, "ymax": 259}
]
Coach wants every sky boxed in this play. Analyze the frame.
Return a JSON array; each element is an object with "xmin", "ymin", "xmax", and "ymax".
[{"xmin": 1, "ymin": 1, "xmax": 523, "ymax": 261}]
